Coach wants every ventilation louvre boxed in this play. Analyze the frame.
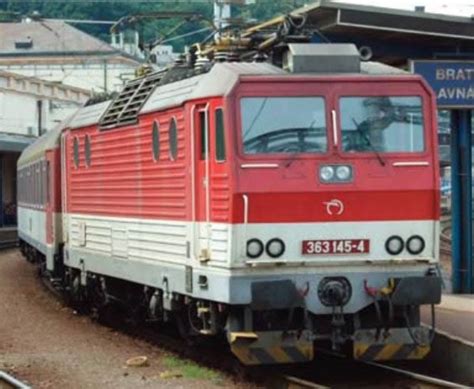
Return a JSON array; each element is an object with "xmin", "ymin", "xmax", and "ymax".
[{"xmin": 99, "ymin": 72, "xmax": 164, "ymax": 129}]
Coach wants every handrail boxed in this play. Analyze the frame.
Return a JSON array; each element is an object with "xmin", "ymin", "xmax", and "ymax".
[
  {"xmin": 242, "ymin": 194, "xmax": 249, "ymax": 257},
  {"xmin": 331, "ymin": 109, "xmax": 338, "ymax": 147},
  {"xmin": 242, "ymin": 194, "xmax": 249, "ymax": 225}
]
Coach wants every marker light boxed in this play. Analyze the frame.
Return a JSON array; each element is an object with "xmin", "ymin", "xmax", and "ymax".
[
  {"xmin": 266, "ymin": 238, "xmax": 285, "ymax": 258},
  {"xmin": 385, "ymin": 236, "xmax": 404, "ymax": 255},
  {"xmin": 320, "ymin": 166, "xmax": 335, "ymax": 182},
  {"xmin": 320, "ymin": 165, "xmax": 353, "ymax": 183},
  {"xmin": 247, "ymin": 239, "xmax": 264, "ymax": 258},
  {"xmin": 407, "ymin": 235, "xmax": 425, "ymax": 255}
]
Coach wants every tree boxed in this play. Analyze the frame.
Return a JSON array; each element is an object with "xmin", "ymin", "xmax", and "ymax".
[{"xmin": 0, "ymin": 0, "xmax": 307, "ymax": 50}]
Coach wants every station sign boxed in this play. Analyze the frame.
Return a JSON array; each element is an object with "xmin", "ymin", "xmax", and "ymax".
[{"xmin": 410, "ymin": 60, "xmax": 474, "ymax": 109}]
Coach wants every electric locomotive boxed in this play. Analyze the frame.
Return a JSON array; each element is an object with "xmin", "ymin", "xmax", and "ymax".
[{"xmin": 17, "ymin": 42, "xmax": 441, "ymax": 365}]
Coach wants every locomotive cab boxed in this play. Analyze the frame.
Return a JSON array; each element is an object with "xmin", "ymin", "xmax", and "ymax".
[
  {"xmin": 229, "ymin": 75, "xmax": 439, "ymax": 268},
  {"xmin": 197, "ymin": 66, "xmax": 441, "ymax": 364}
]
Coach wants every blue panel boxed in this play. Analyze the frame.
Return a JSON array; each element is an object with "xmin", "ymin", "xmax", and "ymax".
[
  {"xmin": 450, "ymin": 110, "xmax": 473, "ymax": 293},
  {"xmin": 0, "ymin": 157, "xmax": 3, "ymax": 227},
  {"xmin": 412, "ymin": 61, "xmax": 474, "ymax": 109}
]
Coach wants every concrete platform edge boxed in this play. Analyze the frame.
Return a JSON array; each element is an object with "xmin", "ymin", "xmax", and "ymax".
[{"xmin": 423, "ymin": 329, "xmax": 474, "ymax": 386}]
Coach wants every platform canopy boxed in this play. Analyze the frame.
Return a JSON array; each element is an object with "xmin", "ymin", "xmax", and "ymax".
[
  {"xmin": 293, "ymin": 1, "xmax": 474, "ymax": 66},
  {"xmin": 0, "ymin": 133, "xmax": 35, "ymax": 153}
]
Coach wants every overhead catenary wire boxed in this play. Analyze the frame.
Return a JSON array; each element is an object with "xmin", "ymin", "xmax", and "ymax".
[{"xmin": 159, "ymin": 26, "xmax": 213, "ymax": 44}]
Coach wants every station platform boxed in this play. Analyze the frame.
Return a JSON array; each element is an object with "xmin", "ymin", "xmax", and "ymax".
[
  {"xmin": 419, "ymin": 294, "xmax": 474, "ymax": 385},
  {"xmin": 421, "ymin": 294, "xmax": 474, "ymax": 342}
]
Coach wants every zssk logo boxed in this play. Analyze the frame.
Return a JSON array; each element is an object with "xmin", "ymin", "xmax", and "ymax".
[{"xmin": 324, "ymin": 199, "xmax": 344, "ymax": 216}]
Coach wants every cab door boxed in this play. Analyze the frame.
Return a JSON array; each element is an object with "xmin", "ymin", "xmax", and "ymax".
[{"xmin": 193, "ymin": 104, "xmax": 211, "ymax": 261}]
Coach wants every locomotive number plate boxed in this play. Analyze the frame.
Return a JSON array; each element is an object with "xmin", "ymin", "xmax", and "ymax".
[{"xmin": 302, "ymin": 239, "xmax": 369, "ymax": 255}]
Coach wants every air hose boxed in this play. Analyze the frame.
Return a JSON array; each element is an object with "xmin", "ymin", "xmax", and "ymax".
[{"xmin": 403, "ymin": 303, "xmax": 436, "ymax": 346}]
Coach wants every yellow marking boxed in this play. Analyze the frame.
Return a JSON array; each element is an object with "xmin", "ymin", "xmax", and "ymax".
[
  {"xmin": 374, "ymin": 344, "xmax": 402, "ymax": 360},
  {"xmin": 354, "ymin": 343, "xmax": 370, "ymax": 359},
  {"xmin": 300, "ymin": 344, "xmax": 314, "ymax": 360},
  {"xmin": 268, "ymin": 346, "xmax": 292, "ymax": 363},
  {"xmin": 408, "ymin": 345, "xmax": 430, "ymax": 359},
  {"xmin": 231, "ymin": 346, "xmax": 256, "ymax": 365},
  {"xmin": 229, "ymin": 332, "xmax": 258, "ymax": 343}
]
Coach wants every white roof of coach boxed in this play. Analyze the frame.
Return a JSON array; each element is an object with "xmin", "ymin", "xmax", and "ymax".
[
  {"xmin": 69, "ymin": 100, "xmax": 111, "ymax": 129},
  {"xmin": 140, "ymin": 62, "xmax": 286, "ymax": 114},
  {"xmin": 17, "ymin": 124, "xmax": 63, "ymax": 168}
]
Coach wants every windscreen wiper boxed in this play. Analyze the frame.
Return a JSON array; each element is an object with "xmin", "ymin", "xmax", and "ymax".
[
  {"xmin": 284, "ymin": 124, "xmax": 314, "ymax": 168},
  {"xmin": 352, "ymin": 118, "xmax": 386, "ymax": 167}
]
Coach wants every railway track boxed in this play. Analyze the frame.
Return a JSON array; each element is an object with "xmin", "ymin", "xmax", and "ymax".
[
  {"xmin": 0, "ymin": 371, "xmax": 30, "ymax": 389},
  {"xmin": 37, "ymin": 259, "xmax": 465, "ymax": 389},
  {"xmin": 272, "ymin": 354, "xmax": 467, "ymax": 388}
]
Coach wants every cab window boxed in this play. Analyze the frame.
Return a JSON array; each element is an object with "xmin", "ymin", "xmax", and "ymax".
[
  {"xmin": 340, "ymin": 96, "xmax": 425, "ymax": 153},
  {"xmin": 241, "ymin": 97, "xmax": 327, "ymax": 154}
]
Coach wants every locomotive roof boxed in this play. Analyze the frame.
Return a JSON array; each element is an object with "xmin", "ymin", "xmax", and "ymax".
[
  {"xmin": 17, "ymin": 115, "xmax": 74, "ymax": 168},
  {"xmin": 66, "ymin": 60, "xmax": 410, "ymax": 131},
  {"xmin": 140, "ymin": 62, "xmax": 286, "ymax": 115},
  {"xmin": 68, "ymin": 100, "xmax": 111, "ymax": 129}
]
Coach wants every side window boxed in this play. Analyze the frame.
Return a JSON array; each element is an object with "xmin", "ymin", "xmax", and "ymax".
[
  {"xmin": 40, "ymin": 161, "xmax": 44, "ymax": 207},
  {"xmin": 33, "ymin": 162, "xmax": 38, "ymax": 205},
  {"xmin": 215, "ymin": 108, "xmax": 226, "ymax": 162},
  {"xmin": 85, "ymin": 135, "xmax": 91, "ymax": 167},
  {"xmin": 152, "ymin": 120, "xmax": 160, "ymax": 161},
  {"xmin": 73, "ymin": 137, "xmax": 80, "ymax": 168},
  {"xmin": 199, "ymin": 111, "xmax": 208, "ymax": 160},
  {"xmin": 169, "ymin": 117, "xmax": 178, "ymax": 161},
  {"xmin": 46, "ymin": 161, "xmax": 50, "ymax": 204}
]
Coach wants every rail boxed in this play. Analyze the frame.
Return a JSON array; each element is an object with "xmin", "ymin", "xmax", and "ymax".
[
  {"xmin": 364, "ymin": 361, "xmax": 466, "ymax": 388},
  {"xmin": 0, "ymin": 371, "xmax": 30, "ymax": 389}
]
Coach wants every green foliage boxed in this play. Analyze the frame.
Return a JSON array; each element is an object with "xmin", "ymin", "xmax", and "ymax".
[
  {"xmin": 162, "ymin": 354, "xmax": 222, "ymax": 382},
  {"xmin": 0, "ymin": 1, "xmax": 307, "ymax": 50}
]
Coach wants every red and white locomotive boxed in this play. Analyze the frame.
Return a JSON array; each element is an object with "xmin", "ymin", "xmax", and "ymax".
[{"xmin": 18, "ymin": 44, "xmax": 441, "ymax": 365}]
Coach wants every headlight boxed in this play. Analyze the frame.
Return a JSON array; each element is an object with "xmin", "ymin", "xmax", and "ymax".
[
  {"xmin": 385, "ymin": 236, "xmax": 404, "ymax": 255},
  {"xmin": 265, "ymin": 238, "xmax": 285, "ymax": 258},
  {"xmin": 247, "ymin": 239, "xmax": 264, "ymax": 258},
  {"xmin": 336, "ymin": 165, "xmax": 352, "ymax": 181},
  {"xmin": 407, "ymin": 235, "xmax": 425, "ymax": 255},
  {"xmin": 320, "ymin": 166, "xmax": 335, "ymax": 181}
]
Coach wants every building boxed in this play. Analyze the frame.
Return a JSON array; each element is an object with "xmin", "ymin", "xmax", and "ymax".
[
  {"xmin": 0, "ymin": 18, "xmax": 141, "ymax": 92},
  {"xmin": 0, "ymin": 70, "xmax": 90, "ymax": 245}
]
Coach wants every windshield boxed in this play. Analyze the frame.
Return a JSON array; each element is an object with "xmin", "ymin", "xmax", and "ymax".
[
  {"xmin": 241, "ymin": 97, "xmax": 327, "ymax": 154},
  {"xmin": 340, "ymin": 96, "xmax": 425, "ymax": 153}
]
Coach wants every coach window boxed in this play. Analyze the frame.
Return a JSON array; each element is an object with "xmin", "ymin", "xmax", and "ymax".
[
  {"xmin": 43, "ymin": 161, "xmax": 47, "ymax": 206},
  {"xmin": 73, "ymin": 137, "xmax": 80, "ymax": 168},
  {"xmin": 46, "ymin": 161, "xmax": 50, "ymax": 204},
  {"xmin": 152, "ymin": 120, "xmax": 160, "ymax": 161},
  {"xmin": 40, "ymin": 162, "xmax": 44, "ymax": 207},
  {"xmin": 215, "ymin": 108, "xmax": 226, "ymax": 162},
  {"xmin": 169, "ymin": 117, "xmax": 178, "ymax": 161},
  {"xmin": 85, "ymin": 135, "xmax": 91, "ymax": 167}
]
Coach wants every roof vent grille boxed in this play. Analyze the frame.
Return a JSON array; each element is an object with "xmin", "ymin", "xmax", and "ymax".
[{"xmin": 99, "ymin": 71, "xmax": 164, "ymax": 129}]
